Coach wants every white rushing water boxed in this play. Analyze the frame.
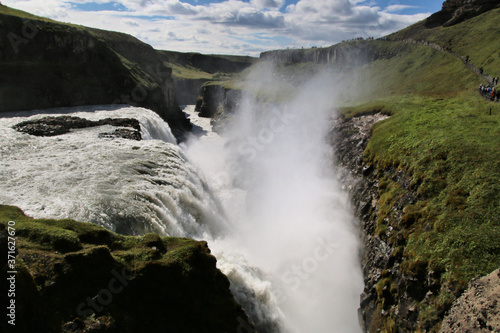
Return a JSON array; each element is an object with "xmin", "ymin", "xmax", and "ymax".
[
  {"xmin": 183, "ymin": 62, "xmax": 363, "ymax": 333},
  {"xmin": 1, "ymin": 66, "xmax": 363, "ymax": 332},
  {"xmin": 0, "ymin": 106, "xmax": 224, "ymax": 237}
]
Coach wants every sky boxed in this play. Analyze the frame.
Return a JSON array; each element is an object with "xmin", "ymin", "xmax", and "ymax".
[{"xmin": 2, "ymin": 0, "xmax": 443, "ymax": 56}]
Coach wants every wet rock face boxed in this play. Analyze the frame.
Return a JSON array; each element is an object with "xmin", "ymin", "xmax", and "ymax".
[
  {"xmin": 440, "ymin": 268, "xmax": 500, "ymax": 333},
  {"xmin": 331, "ymin": 114, "xmax": 425, "ymax": 332},
  {"xmin": 13, "ymin": 116, "xmax": 142, "ymax": 139},
  {"xmin": 195, "ymin": 85, "xmax": 242, "ymax": 119}
]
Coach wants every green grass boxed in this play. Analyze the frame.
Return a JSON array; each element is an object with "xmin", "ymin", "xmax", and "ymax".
[
  {"xmin": 328, "ymin": 9, "xmax": 500, "ymax": 330},
  {"xmin": 341, "ymin": 93, "xmax": 499, "ymax": 331},
  {"xmin": 158, "ymin": 50, "xmax": 256, "ymax": 81},
  {"xmin": 0, "ymin": 205, "xmax": 202, "ymax": 273},
  {"xmin": 391, "ymin": 8, "xmax": 500, "ymax": 76},
  {"xmin": 167, "ymin": 63, "xmax": 214, "ymax": 80}
]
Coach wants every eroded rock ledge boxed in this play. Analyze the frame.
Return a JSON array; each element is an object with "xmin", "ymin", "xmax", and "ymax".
[
  {"xmin": 440, "ymin": 268, "xmax": 500, "ymax": 333},
  {"xmin": 13, "ymin": 116, "xmax": 142, "ymax": 140},
  {"xmin": 332, "ymin": 113, "xmax": 500, "ymax": 332},
  {"xmin": 331, "ymin": 113, "xmax": 423, "ymax": 332},
  {"xmin": 0, "ymin": 205, "xmax": 254, "ymax": 333}
]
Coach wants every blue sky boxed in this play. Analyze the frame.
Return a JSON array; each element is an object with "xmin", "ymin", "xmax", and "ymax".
[{"xmin": 3, "ymin": 0, "xmax": 443, "ymax": 55}]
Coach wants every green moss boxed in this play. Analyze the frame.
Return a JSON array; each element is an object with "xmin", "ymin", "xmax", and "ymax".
[
  {"xmin": 376, "ymin": 277, "xmax": 396, "ymax": 306},
  {"xmin": 376, "ymin": 179, "xmax": 404, "ymax": 238},
  {"xmin": 0, "ymin": 205, "xmax": 201, "ymax": 267}
]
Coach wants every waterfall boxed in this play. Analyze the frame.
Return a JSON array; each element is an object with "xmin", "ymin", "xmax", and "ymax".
[
  {"xmin": 0, "ymin": 106, "xmax": 220, "ymax": 237},
  {"xmin": 183, "ymin": 62, "xmax": 363, "ymax": 333},
  {"xmin": 1, "ymin": 85, "xmax": 363, "ymax": 332}
]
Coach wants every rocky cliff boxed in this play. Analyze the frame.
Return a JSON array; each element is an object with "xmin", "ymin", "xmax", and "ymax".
[
  {"xmin": 260, "ymin": 42, "xmax": 378, "ymax": 67},
  {"xmin": 0, "ymin": 6, "xmax": 190, "ymax": 138},
  {"xmin": 426, "ymin": 0, "xmax": 500, "ymax": 27},
  {"xmin": 195, "ymin": 84, "xmax": 243, "ymax": 118},
  {"xmin": 0, "ymin": 205, "xmax": 254, "ymax": 333},
  {"xmin": 332, "ymin": 111, "xmax": 500, "ymax": 332},
  {"xmin": 157, "ymin": 50, "xmax": 255, "ymax": 105},
  {"xmin": 440, "ymin": 268, "xmax": 500, "ymax": 332}
]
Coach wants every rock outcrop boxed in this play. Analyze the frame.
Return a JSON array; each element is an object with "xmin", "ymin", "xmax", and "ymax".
[
  {"xmin": 440, "ymin": 268, "xmax": 500, "ymax": 332},
  {"xmin": 426, "ymin": 0, "xmax": 500, "ymax": 27},
  {"xmin": 195, "ymin": 84, "xmax": 242, "ymax": 118},
  {"xmin": 173, "ymin": 78, "xmax": 209, "ymax": 105},
  {"xmin": 0, "ymin": 6, "xmax": 190, "ymax": 139},
  {"xmin": 13, "ymin": 116, "xmax": 141, "ymax": 139},
  {"xmin": 331, "ymin": 113, "xmax": 449, "ymax": 332},
  {"xmin": 0, "ymin": 205, "xmax": 254, "ymax": 333},
  {"xmin": 260, "ymin": 42, "xmax": 378, "ymax": 67}
]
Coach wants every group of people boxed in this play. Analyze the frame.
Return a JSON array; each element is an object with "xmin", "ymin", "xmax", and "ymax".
[
  {"xmin": 479, "ymin": 83, "xmax": 498, "ymax": 101},
  {"xmin": 342, "ymin": 37, "xmax": 375, "ymax": 42}
]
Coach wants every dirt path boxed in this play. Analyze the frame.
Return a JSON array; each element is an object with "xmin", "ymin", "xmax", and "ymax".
[{"xmin": 384, "ymin": 38, "xmax": 495, "ymax": 85}]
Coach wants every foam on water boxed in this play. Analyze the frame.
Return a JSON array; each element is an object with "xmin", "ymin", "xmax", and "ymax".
[
  {"xmin": 0, "ymin": 104, "xmax": 282, "ymax": 331},
  {"xmin": 0, "ymin": 106, "xmax": 219, "ymax": 237}
]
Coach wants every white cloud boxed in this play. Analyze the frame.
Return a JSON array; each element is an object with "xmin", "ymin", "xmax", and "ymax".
[
  {"xmin": 385, "ymin": 4, "xmax": 420, "ymax": 12},
  {"xmin": 121, "ymin": 18, "xmax": 139, "ymax": 26},
  {"xmin": 251, "ymin": 0, "xmax": 285, "ymax": 9},
  {"xmin": 1, "ymin": 0, "xmax": 432, "ymax": 56}
]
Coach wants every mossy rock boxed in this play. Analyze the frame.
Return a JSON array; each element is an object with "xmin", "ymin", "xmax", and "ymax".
[{"xmin": 0, "ymin": 205, "xmax": 254, "ymax": 333}]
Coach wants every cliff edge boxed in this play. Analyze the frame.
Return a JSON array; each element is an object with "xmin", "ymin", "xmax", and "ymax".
[
  {"xmin": 0, "ymin": 205, "xmax": 254, "ymax": 333},
  {"xmin": 0, "ymin": 6, "xmax": 190, "ymax": 138}
]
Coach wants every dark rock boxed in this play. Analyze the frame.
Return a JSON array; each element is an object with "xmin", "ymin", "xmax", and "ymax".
[
  {"xmin": 195, "ymin": 84, "xmax": 243, "ymax": 130},
  {"xmin": 98, "ymin": 128, "xmax": 141, "ymax": 141},
  {"xmin": 425, "ymin": 0, "xmax": 500, "ymax": 28},
  {"xmin": 197, "ymin": 85, "xmax": 224, "ymax": 117},
  {"xmin": 13, "ymin": 116, "xmax": 141, "ymax": 139},
  {"xmin": 331, "ymin": 113, "xmax": 429, "ymax": 332}
]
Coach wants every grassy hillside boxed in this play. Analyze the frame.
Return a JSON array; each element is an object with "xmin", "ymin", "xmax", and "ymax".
[
  {"xmin": 158, "ymin": 50, "xmax": 256, "ymax": 80},
  {"xmin": 335, "ymin": 9, "xmax": 500, "ymax": 332},
  {"xmin": 390, "ymin": 8, "xmax": 500, "ymax": 76}
]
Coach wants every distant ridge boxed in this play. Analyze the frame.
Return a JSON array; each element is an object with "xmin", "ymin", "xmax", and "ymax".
[{"xmin": 426, "ymin": 0, "xmax": 500, "ymax": 27}]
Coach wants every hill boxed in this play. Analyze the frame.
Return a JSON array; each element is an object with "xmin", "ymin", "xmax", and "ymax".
[
  {"xmin": 157, "ymin": 50, "xmax": 256, "ymax": 105},
  {"xmin": 0, "ymin": 5, "xmax": 190, "ymax": 138}
]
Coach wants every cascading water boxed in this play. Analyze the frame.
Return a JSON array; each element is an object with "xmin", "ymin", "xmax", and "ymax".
[
  {"xmin": 183, "ymin": 63, "xmax": 363, "ymax": 332},
  {"xmin": 0, "ymin": 106, "xmax": 223, "ymax": 238},
  {"xmin": 0, "ymin": 63, "xmax": 364, "ymax": 332}
]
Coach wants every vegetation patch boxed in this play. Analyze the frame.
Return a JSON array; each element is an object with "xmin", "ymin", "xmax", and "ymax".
[{"xmin": 0, "ymin": 205, "xmax": 250, "ymax": 333}]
